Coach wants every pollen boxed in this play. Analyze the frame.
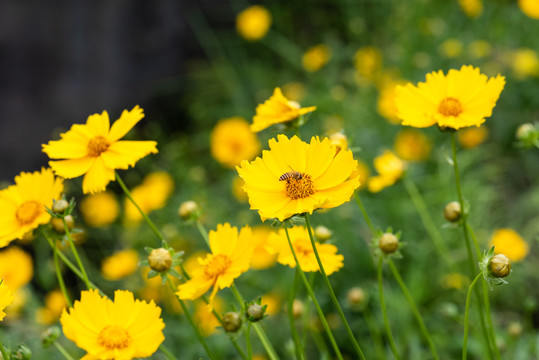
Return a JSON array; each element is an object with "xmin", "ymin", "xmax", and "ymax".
[
  {"xmin": 97, "ymin": 325, "xmax": 131, "ymax": 350},
  {"xmin": 284, "ymin": 173, "xmax": 315, "ymax": 200},
  {"xmin": 87, "ymin": 136, "xmax": 110, "ymax": 157},
  {"xmin": 438, "ymin": 97, "xmax": 463, "ymax": 117},
  {"xmin": 204, "ymin": 254, "xmax": 232, "ymax": 278},
  {"xmin": 15, "ymin": 201, "xmax": 42, "ymax": 225}
]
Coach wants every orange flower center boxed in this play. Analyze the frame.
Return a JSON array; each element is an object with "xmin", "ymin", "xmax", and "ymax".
[
  {"xmin": 438, "ymin": 97, "xmax": 463, "ymax": 117},
  {"xmin": 284, "ymin": 173, "xmax": 315, "ymax": 200},
  {"xmin": 295, "ymin": 242, "xmax": 313, "ymax": 257},
  {"xmin": 15, "ymin": 201, "xmax": 42, "ymax": 225},
  {"xmin": 87, "ymin": 136, "xmax": 110, "ymax": 157},
  {"xmin": 97, "ymin": 325, "xmax": 131, "ymax": 350},
  {"xmin": 204, "ymin": 254, "xmax": 231, "ymax": 278}
]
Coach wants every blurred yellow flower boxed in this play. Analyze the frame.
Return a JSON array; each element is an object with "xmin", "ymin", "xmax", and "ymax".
[
  {"xmin": 441, "ymin": 273, "xmax": 467, "ymax": 290},
  {"xmin": 211, "ymin": 117, "xmax": 261, "ymax": 168},
  {"xmin": 354, "ymin": 46, "xmax": 383, "ymax": 83},
  {"xmin": 36, "ymin": 289, "xmax": 68, "ymax": 325},
  {"xmin": 439, "ymin": 39, "xmax": 463, "ymax": 58},
  {"xmin": 61, "ymin": 289, "xmax": 165, "ymax": 360},
  {"xmin": 237, "ymin": 135, "xmax": 361, "ymax": 221},
  {"xmin": 0, "ymin": 168, "xmax": 63, "ymax": 247},
  {"xmin": 250, "ymin": 226, "xmax": 277, "ymax": 270},
  {"xmin": 458, "ymin": 0, "xmax": 483, "ymax": 18},
  {"xmin": 80, "ymin": 191, "xmax": 119, "ymax": 227},
  {"xmin": 377, "ymin": 81, "xmax": 404, "ymax": 124},
  {"xmin": 0, "ymin": 247, "xmax": 33, "ymax": 291},
  {"xmin": 468, "ymin": 40, "xmax": 491, "ymax": 58},
  {"xmin": 302, "ymin": 44, "xmax": 332, "ymax": 72},
  {"xmin": 282, "ymin": 82, "xmax": 306, "ymax": 102},
  {"xmin": 124, "ymin": 171, "xmax": 174, "ymax": 223},
  {"xmin": 0, "ymin": 281, "xmax": 14, "ymax": 322},
  {"xmin": 194, "ymin": 297, "xmax": 223, "ymax": 336},
  {"xmin": 328, "ymin": 132, "xmax": 349, "ymax": 153},
  {"xmin": 101, "ymin": 249, "xmax": 139, "ymax": 281},
  {"xmin": 267, "ymin": 226, "xmax": 343, "ymax": 275},
  {"xmin": 395, "ymin": 65, "xmax": 505, "ymax": 130},
  {"xmin": 511, "ymin": 49, "xmax": 539, "ymax": 79},
  {"xmin": 176, "ymin": 224, "xmax": 254, "ymax": 305},
  {"xmin": 260, "ymin": 293, "xmax": 281, "ymax": 315},
  {"xmin": 489, "ymin": 228, "xmax": 529, "ymax": 262},
  {"xmin": 236, "ymin": 5, "xmax": 272, "ymax": 41},
  {"xmin": 232, "ymin": 176, "xmax": 249, "ymax": 203},
  {"xmin": 355, "ymin": 160, "xmax": 371, "ymax": 190},
  {"xmin": 457, "ymin": 126, "xmax": 489, "ymax": 148},
  {"xmin": 519, "ymin": 0, "xmax": 539, "ymax": 19},
  {"xmin": 251, "ymin": 88, "xmax": 316, "ymax": 133},
  {"xmin": 368, "ymin": 150, "xmax": 405, "ymax": 193},
  {"xmin": 43, "ymin": 106, "xmax": 158, "ymax": 194},
  {"xmin": 394, "ymin": 129, "xmax": 431, "ymax": 161}
]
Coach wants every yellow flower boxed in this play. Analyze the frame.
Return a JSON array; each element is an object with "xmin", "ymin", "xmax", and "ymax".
[
  {"xmin": 237, "ymin": 135, "xmax": 361, "ymax": 221},
  {"xmin": 441, "ymin": 273, "xmax": 467, "ymax": 290},
  {"xmin": 42, "ymin": 106, "xmax": 158, "ymax": 194},
  {"xmin": 251, "ymin": 88, "xmax": 316, "ymax": 133},
  {"xmin": 489, "ymin": 228, "xmax": 529, "ymax": 262},
  {"xmin": 232, "ymin": 176, "xmax": 249, "ymax": 203},
  {"xmin": 368, "ymin": 150, "xmax": 405, "ymax": 193},
  {"xmin": 211, "ymin": 117, "xmax": 261, "ymax": 168},
  {"xmin": 355, "ymin": 160, "xmax": 371, "ymax": 190},
  {"xmin": 267, "ymin": 226, "xmax": 343, "ymax": 275},
  {"xmin": 395, "ymin": 65, "xmax": 505, "ymax": 130},
  {"xmin": 124, "ymin": 171, "xmax": 174, "ymax": 223},
  {"xmin": 194, "ymin": 297, "xmax": 223, "ymax": 336},
  {"xmin": 250, "ymin": 226, "xmax": 277, "ymax": 270},
  {"xmin": 439, "ymin": 39, "xmax": 463, "ymax": 58},
  {"xmin": 101, "ymin": 249, "xmax": 139, "ymax": 281},
  {"xmin": 36, "ymin": 289, "xmax": 68, "ymax": 325},
  {"xmin": 0, "ymin": 247, "xmax": 33, "ymax": 291},
  {"xmin": 458, "ymin": 0, "xmax": 483, "ymax": 18},
  {"xmin": 328, "ymin": 132, "xmax": 349, "ymax": 153},
  {"xmin": 176, "ymin": 224, "xmax": 254, "ymax": 304},
  {"xmin": 0, "ymin": 281, "xmax": 14, "ymax": 322},
  {"xmin": 260, "ymin": 293, "xmax": 281, "ymax": 315},
  {"xmin": 519, "ymin": 0, "xmax": 539, "ymax": 19},
  {"xmin": 457, "ymin": 126, "xmax": 489, "ymax": 148},
  {"xmin": 61, "ymin": 289, "xmax": 165, "ymax": 360},
  {"xmin": 354, "ymin": 46, "xmax": 383, "ymax": 83},
  {"xmin": 236, "ymin": 5, "xmax": 272, "ymax": 41},
  {"xmin": 377, "ymin": 81, "xmax": 404, "ymax": 124},
  {"xmin": 0, "ymin": 168, "xmax": 63, "ymax": 247},
  {"xmin": 80, "ymin": 191, "xmax": 119, "ymax": 227},
  {"xmin": 302, "ymin": 44, "xmax": 332, "ymax": 72},
  {"xmin": 511, "ymin": 49, "xmax": 539, "ymax": 79},
  {"xmin": 468, "ymin": 40, "xmax": 491, "ymax": 59},
  {"xmin": 394, "ymin": 129, "xmax": 431, "ymax": 161}
]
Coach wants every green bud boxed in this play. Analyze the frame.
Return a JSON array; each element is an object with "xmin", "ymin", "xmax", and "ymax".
[
  {"xmin": 246, "ymin": 303, "xmax": 266, "ymax": 322},
  {"xmin": 222, "ymin": 312, "xmax": 242, "ymax": 333},
  {"xmin": 379, "ymin": 233, "xmax": 399, "ymax": 254},
  {"xmin": 11, "ymin": 344, "xmax": 32, "ymax": 360},
  {"xmin": 52, "ymin": 199, "xmax": 69, "ymax": 214},
  {"xmin": 489, "ymin": 254, "xmax": 511, "ymax": 278},
  {"xmin": 51, "ymin": 215, "xmax": 75, "ymax": 234},
  {"xmin": 148, "ymin": 248, "xmax": 173, "ymax": 272},
  {"xmin": 444, "ymin": 201, "xmax": 462, "ymax": 222},
  {"xmin": 41, "ymin": 326, "xmax": 61, "ymax": 348}
]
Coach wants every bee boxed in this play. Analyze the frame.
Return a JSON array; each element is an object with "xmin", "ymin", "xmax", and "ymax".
[{"xmin": 279, "ymin": 171, "xmax": 303, "ymax": 181}]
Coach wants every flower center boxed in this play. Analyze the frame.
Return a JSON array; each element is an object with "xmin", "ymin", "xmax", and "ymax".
[
  {"xmin": 87, "ymin": 136, "xmax": 110, "ymax": 157},
  {"xmin": 295, "ymin": 242, "xmax": 313, "ymax": 257},
  {"xmin": 15, "ymin": 201, "xmax": 42, "ymax": 225},
  {"xmin": 284, "ymin": 173, "xmax": 315, "ymax": 200},
  {"xmin": 97, "ymin": 325, "xmax": 131, "ymax": 350},
  {"xmin": 438, "ymin": 97, "xmax": 463, "ymax": 117},
  {"xmin": 204, "ymin": 254, "xmax": 231, "ymax": 278}
]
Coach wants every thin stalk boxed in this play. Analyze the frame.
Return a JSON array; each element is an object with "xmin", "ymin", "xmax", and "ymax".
[
  {"xmin": 304, "ymin": 214, "xmax": 366, "ymax": 360},
  {"xmin": 284, "ymin": 228, "xmax": 344, "ymax": 360},
  {"xmin": 300, "ymin": 272, "xmax": 316, "ymax": 348},
  {"xmin": 309, "ymin": 328, "xmax": 331, "ymax": 359},
  {"xmin": 0, "ymin": 338, "xmax": 10, "ymax": 360},
  {"xmin": 246, "ymin": 323, "xmax": 253, "ymax": 359},
  {"xmin": 159, "ymin": 345, "xmax": 179, "ymax": 360},
  {"xmin": 53, "ymin": 240, "xmax": 72, "ymax": 307},
  {"xmin": 54, "ymin": 342, "xmax": 76, "ymax": 360},
  {"xmin": 63, "ymin": 218, "xmax": 91, "ymax": 290},
  {"xmin": 196, "ymin": 221, "xmax": 210, "ymax": 247},
  {"xmin": 388, "ymin": 259, "xmax": 439, "ymax": 360},
  {"xmin": 354, "ymin": 193, "xmax": 378, "ymax": 236},
  {"xmin": 463, "ymin": 273, "xmax": 483, "ymax": 360},
  {"xmin": 288, "ymin": 269, "xmax": 306, "ymax": 360},
  {"xmin": 363, "ymin": 307, "xmax": 385, "ymax": 359},
  {"xmin": 378, "ymin": 257, "xmax": 401, "ymax": 360}
]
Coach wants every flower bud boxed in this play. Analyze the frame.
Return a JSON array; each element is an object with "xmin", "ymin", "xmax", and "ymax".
[
  {"xmin": 178, "ymin": 201, "xmax": 199, "ymax": 220},
  {"xmin": 507, "ymin": 321, "xmax": 523, "ymax": 337},
  {"xmin": 11, "ymin": 344, "xmax": 32, "ymax": 360},
  {"xmin": 148, "ymin": 248, "xmax": 173, "ymax": 272},
  {"xmin": 292, "ymin": 299, "xmax": 304, "ymax": 318},
  {"xmin": 51, "ymin": 215, "xmax": 75, "ymax": 234},
  {"xmin": 222, "ymin": 312, "xmax": 242, "ymax": 332},
  {"xmin": 314, "ymin": 226, "xmax": 332, "ymax": 242},
  {"xmin": 516, "ymin": 123, "xmax": 535, "ymax": 140},
  {"xmin": 52, "ymin": 199, "xmax": 69, "ymax": 214},
  {"xmin": 444, "ymin": 201, "xmax": 462, "ymax": 222},
  {"xmin": 41, "ymin": 326, "xmax": 61, "ymax": 348},
  {"xmin": 347, "ymin": 287, "xmax": 366, "ymax": 307},
  {"xmin": 379, "ymin": 233, "xmax": 399, "ymax": 254},
  {"xmin": 246, "ymin": 303, "xmax": 265, "ymax": 322},
  {"xmin": 488, "ymin": 254, "xmax": 511, "ymax": 278}
]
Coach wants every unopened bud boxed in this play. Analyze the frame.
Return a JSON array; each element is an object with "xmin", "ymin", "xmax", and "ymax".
[
  {"xmin": 148, "ymin": 248, "xmax": 173, "ymax": 272},
  {"xmin": 444, "ymin": 201, "xmax": 462, "ymax": 222},
  {"xmin": 347, "ymin": 287, "xmax": 366, "ymax": 307},
  {"xmin": 379, "ymin": 233, "xmax": 399, "ymax": 254},
  {"xmin": 41, "ymin": 326, "xmax": 61, "ymax": 348},
  {"xmin": 11, "ymin": 344, "xmax": 32, "ymax": 360},
  {"xmin": 516, "ymin": 123, "xmax": 535, "ymax": 140},
  {"xmin": 222, "ymin": 312, "xmax": 242, "ymax": 332},
  {"xmin": 178, "ymin": 201, "xmax": 199, "ymax": 220},
  {"xmin": 52, "ymin": 199, "xmax": 69, "ymax": 214},
  {"xmin": 292, "ymin": 299, "xmax": 304, "ymax": 318},
  {"xmin": 314, "ymin": 226, "xmax": 332, "ymax": 242},
  {"xmin": 489, "ymin": 254, "xmax": 511, "ymax": 278},
  {"xmin": 246, "ymin": 303, "xmax": 266, "ymax": 322},
  {"xmin": 51, "ymin": 215, "xmax": 75, "ymax": 234}
]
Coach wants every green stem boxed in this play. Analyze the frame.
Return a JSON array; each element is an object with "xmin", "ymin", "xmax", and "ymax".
[
  {"xmin": 354, "ymin": 193, "xmax": 378, "ymax": 236},
  {"xmin": 463, "ymin": 273, "xmax": 483, "ymax": 360},
  {"xmin": 377, "ymin": 257, "xmax": 401, "ymax": 360},
  {"xmin": 54, "ymin": 342, "xmax": 76, "ymax": 360},
  {"xmin": 63, "ymin": 218, "xmax": 91, "ymax": 290},
  {"xmin": 300, "ymin": 273, "xmax": 316, "ymax": 348},
  {"xmin": 196, "ymin": 220, "xmax": 210, "ymax": 247},
  {"xmin": 246, "ymin": 323, "xmax": 253, "ymax": 360},
  {"xmin": 304, "ymin": 214, "xmax": 366, "ymax": 360},
  {"xmin": 0, "ymin": 338, "xmax": 10, "ymax": 360},
  {"xmin": 288, "ymin": 269, "xmax": 306, "ymax": 360},
  {"xmin": 388, "ymin": 260, "xmax": 439, "ymax": 360},
  {"xmin": 159, "ymin": 345, "xmax": 179, "ymax": 360},
  {"xmin": 363, "ymin": 307, "xmax": 385, "ymax": 359},
  {"xmin": 53, "ymin": 239, "xmax": 72, "ymax": 307},
  {"xmin": 284, "ymin": 228, "xmax": 344, "ymax": 360}
]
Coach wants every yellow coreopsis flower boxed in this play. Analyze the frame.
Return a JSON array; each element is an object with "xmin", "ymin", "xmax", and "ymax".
[
  {"xmin": 210, "ymin": 117, "xmax": 261, "ymax": 168},
  {"xmin": 0, "ymin": 246, "xmax": 33, "ymax": 291},
  {"xmin": 457, "ymin": 126, "xmax": 489, "ymax": 148},
  {"xmin": 237, "ymin": 135, "xmax": 361, "ymax": 221},
  {"xmin": 250, "ymin": 226, "xmax": 277, "ymax": 270},
  {"xmin": 394, "ymin": 129, "xmax": 431, "ymax": 161},
  {"xmin": 511, "ymin": 49, "xmax": 539, "ymax": 79},
  {"xmin": 377, "ymin": 81, "xmax": 404, "ymax": 124},
  {"xmin": 80, "ymin": 191, "xmax": 120, "ymax": 227},
  {"xmin": 251, "ymin": 88, "xmax": 317, "ymax": 133},
  {"xmin": 519, "ymin": 0, "xmax": 539, "ymax": 19},
  {"xmin": 489, "ymin": 228, "xmax": 529, "ymax": 262},
  {"xmin": 302, "ymin": 44, "xmax": 332, "ymax": 72},
  {"xmin": 267, "ymin": 226, "xmax": 344, "ymax": 275},
  {"xmin": 61, "ymin": 289, "xmax": 165, "ymax": 360},
  {"xmin": 42, "ymin": 106, "xmax": 158, "ymax": 194},
  {"xmin": 124, "ymin": 171, "xmax": 174, "ymax": 223},
  {"xmin": 439, "ymin": 39, "xmax": 463, "ymax": 58},
  {"xmin": 101, "ymin": 249, "xmax": 139, "ymax": 281},
  {"xmin": 395, "ymin": 65, "xmax": 505, "ymax": 130},
  {"xmin": 176, "ymin": 224, "xmax": 254, "ymax": 304},
  {"xmin": 0, "ymin": 168, "xmax": 63, "ymax": 247},
  {"xmin": 0, "ymin": 281, "xmax": 14, "ymax": 322},
  {"xmin": 354, "ymin": 46, "xmax": 383, "ymax": 84},
  {"xmin": 236, "ymin": 5, "xmax": 272, "ymax": 41},
  {"xmin": 458, "ymin": 0, "xmax": 483, "ymax": 18},
  {"xmin": 368, "ymin": 150, "xmax": 405, "ymax": 193}
]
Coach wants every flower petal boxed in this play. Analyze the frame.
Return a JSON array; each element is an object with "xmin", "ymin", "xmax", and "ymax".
[
  {"xmin": 49, "ymin": 157, "xmax": 95, "ymax": 179},
  {"xmin": 82, "ymin": 157, "xmax": 115, "ymax": 194},
  {"xmin": 100, "ymin": 141, "xmax": 158, "ymax": 170},
  {"xmin": 107, "ymin": 106, "xmax": 145, "ymax": 142},
  {"xmin": 86, "ymin": 111, "xmax": 110, "ymax": 137}
]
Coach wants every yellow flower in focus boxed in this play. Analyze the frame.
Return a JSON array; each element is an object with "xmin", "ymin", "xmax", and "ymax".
[
  {"xmin": 489, "ymin": 228, "xmax": 529, "ymax": 262},
  {"xmin": 80, "ymin": 191, "xmax": 119, "ymax": 227},
  {"xmin": 36, "ymin": 289, "xmax": 68, "ymax": 325},
  {"xmin": 394, "ymin": 129, "xmax": 431, "ymax": 161},
  {"xmin": 439, "ymin": 39, "xmax": 463, "ymax": 58},
  {"xmin": 302, "ymin": 44, "xmax": 332, "ymax": 72},
  {"xmin": 457, "ymin": 126, "xmax": 489, "ymax": 148},
  {"xmin": 42, "ymin": 106, "xmax": 158, "ymax": 194},
  {"xmin": 519, "ymin": 0, "xmax": 539, "ymax": 19},
  {"xmin": 237, "ymin": 135, "xmax": 361, "ymax": 221},
  {"xmin": 232, "ymin": 176, "xmax": 249, "ymax": 203},
  {"xmin": 211, "ymin": 117, "xmax": 261, "ymax": 168},
  {"xmin": 194, "ymin": 297, "xmax": 223, "ymax": 336},
  {"xmin": 124, "ymin": 171, "xmax": 174, "ymax": 223},
  {"xmin": 60, "ymin": 289, "xmax": 165, "ymax": 360},
  {"xmin": 176, "ymin": 224, "xmax": 254, "ymax": 304},
  {"xmin": 511, "ymin": 49, "xmax": 539, "ymax": 79},
  {"xmin": 236, "ymin": 5, "xmax": 272, "ymax": 41},
  {"xmin": 354, "ymin": 46, "xmax": 383, "ymax": 83},
  {"xmin": 468, "ymin": 40, "xmax": 491, "ymax": 59},
  {"xmin": 101, "ymin": 249, "xmax": 139, "ymax": 281},
  {"xmin": 267, "ymin": 226, "xmax": 343, "ymax": 275},
  {"xmin": 0, "ymin": 281, "xmax": 14, "ymax": 322},
  {"xmin": 250, "ymin": 227, "xmax": 277, "ymax": 270},
  {"xmin": 368, "ymin": 150, "xmax": 405, "ymax": 193},
  {"xmin": 251, "ymin": 88, "xmax": 316, "ymax": 133},
  {"xmin": 395, "ymin": 65, "xmax": 505, "ymax": 130},
  {"xmin": 377, "ymin": 81, "xmax": 404, "ymax": 124},
  {"xmin": 458, "ymin": 0, "xmax": 483, "ymax": 18},
  {"xmin": 0, "ymin": 168, "xmax": 63, "ymax": 247},
  {"xmin": 0, "ymin": 247, "xmax": 33, "ymax": 291}
]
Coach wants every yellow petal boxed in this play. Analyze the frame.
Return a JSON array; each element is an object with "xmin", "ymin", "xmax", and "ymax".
[
  {"xmin": 107, "ymin": 106, "xmax": 145, "ymax": 142},
  {"xmin": 82, "ymin": 157, "xmax": 115, "ymax": 194},
  {"xmin": 101, "ymin": 141, "xmax": 158, "ymax": 170},
  {"xmin": 86, "ymin": 111, "xmax": 110, "ymax": 137},
  {"xmin": 49, "ymin": 157, "xmax": 95, "ymax": 179}
]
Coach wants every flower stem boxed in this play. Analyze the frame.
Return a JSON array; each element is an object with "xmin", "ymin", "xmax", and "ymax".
[
  {"xmin": 284, "ymin": 227, "xmax": 344, "ymax": 360},
  {"xmin": 63, "ymin": 218, "xmax": 91, "ymax": 290},
  {"xmin": 304, "ymin": 214, "xmax": 366, "ymax": 360},
  {"xmin": 0, "ymin": 338, "xmax": 10, "ymax": 360},
  {"xmin": 196, "ymin": 220, "xmax": 210, "ymax": 247},
  {"xmin": 354, "ymin": 193, "xmax": 379, "ymax": 236},
  {"xmin": 388, "ymin": 259, "xmax": 439, "ymax": 360},
  {"xmin": 53, "ymin": 239, "xmax": 72, "ymax": 307},
  {"xmin": 246, "ymin": 323, "xmax": 253, "ymax": 359},
  {"xmin": 54, "ymin": 342, "xmax": 76, "ymax": 360},
  {"xmin": 288, "ymin": 269, "xmax": 306, "ymax": 360},
  {"xmin": 463, "ymin": 273, "xmax": 483, "ymax": 360},
  {"xmin": 378, "ymin": 256, "xmax": 401, "ymax": 360},
  {"xmin": 363, "ymin": 307, "xmax": 385, "ymax": 359}
]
